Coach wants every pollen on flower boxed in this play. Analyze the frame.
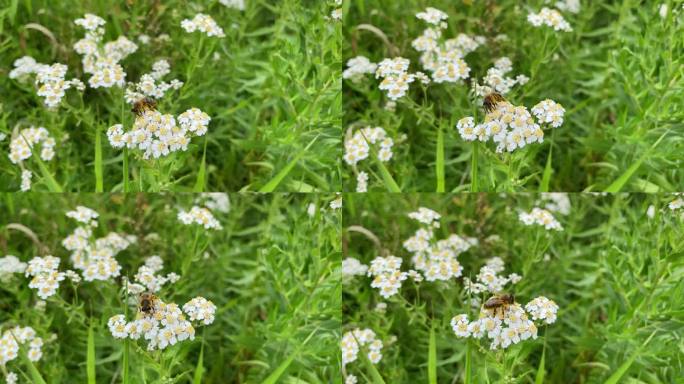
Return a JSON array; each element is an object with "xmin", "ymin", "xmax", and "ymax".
[
  {"xmin": 181, "ymin": 14, "xmax": 225, "ymax": 37},
  {"xmin": 177, "ymin": 206, "xmax": 222, "ymax": 230},
  {"xmin": 341, "ymin": 328, "xmax": 384, "ymax": 366},
  {"xmin": 519, "ymin": 207, "xmax": 563, "ymax": 231}
]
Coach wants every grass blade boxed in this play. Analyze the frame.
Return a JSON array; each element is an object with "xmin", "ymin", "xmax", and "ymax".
[
  {"xmin": 534, "ymin": 342, "xmax": 546, "ymax": 384},
  {"xmin": 193, "ymin": 136, "xmax": 208, "ymax": 192},
  {"xmin": 604, "ymin": 132, "xmax": 667, "ymax": 192},
  {"xmin": 258, "ymin": 135, "xmax": 318, "ymax": 192},
  {"xmin": 603, "ymin": 331, "xmax": 656, "ymax": 384},
  {"xmin": 34, "ymin": 155, "xmax": 63, "ymax": 192},
  {"xmin": 361, "ymin": 349, "xmax": 386, "ymax": 384},
  {"xmin": 465, "ymin": 340, "xmax": 472, "ymax": 384},
  {"xmin": 87, "ymin": 323, "xmax": 96, "ymax": 384},
  {"xmin": 428, "ymin": 325, "xmax": 437, "ymax": 384},
  {"xmin": 375, "ymin": 159, "xmax": 401, "ymax": 192},
  {"xmin": 95, "ymin": 125, "xmax": 103, "ymax": 192},
  {"xmin": 192, "ymin": 338, "xmax": 205, "ymax": 384},
  {"xmin": 540, "ymin": 144, "xmax": 553, "ymax": 192},
  {"xmin": 262, "ymin": 329, "xmax": 317, "ymax": 384},
  {"xmin": 123, "ymin": 148, "xmax": 130, "ymax": 193},
  {"xmin": 470, "ymin": 142, "xmax": 479, "ymax": 192},
  {"xmin": 436, "ymin": 127, "xmax": 445, "ymax": 192}
]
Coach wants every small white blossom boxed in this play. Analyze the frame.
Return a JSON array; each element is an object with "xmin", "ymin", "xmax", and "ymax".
[
  {"xmin": 177, "ymin": 206, "xmax": 222, "ymax": 230},
  {"xmin": 528, "ymin": 8, "xmax": 573, "ymax": 32},
  {"xmin": 519, "ymin": 208, "xmax": 563, "ymax": 231},
  {"xmin": 181, "ymin": 14, "xmax": 225, "ymax": 37}
]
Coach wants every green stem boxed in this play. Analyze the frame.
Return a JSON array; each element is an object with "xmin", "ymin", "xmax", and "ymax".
[{"xmin": 471, "ymin": 141, "xmax": 479, "ymax": 192}]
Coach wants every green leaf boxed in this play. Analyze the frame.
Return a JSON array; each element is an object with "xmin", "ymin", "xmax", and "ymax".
[
  {"xmin": 436, "ymin": 127, "xmax": 445, "ymax": 192},
  {"xmin": 87, "ymin": 323, "xmax": 96, "ymax": 384},
  {"xmin": 603, "ymin": 331, "xmax": 656, "ymax": 384},
  {"xmin": 535, "ymin": 343, "xmax": 546, "ymax": 384},
  {"xmin": 428, "ymin": 325, "xmax": 437, "ymax": 384},
  {"xmin": 34, "ymin": 155, "xmax": 63, "ymax": 192},
  {"xmin": 471, "ymin": 141, "xmax": 479, "ymax": 192},
  {"xmin": 95, "ymin": 126, "xmax": 103, "ymax": 192},
  {"xmin": 465, "ymin": 340, "xmax": 472, "ymax": 384},
  {"xmin": 193, "ymin": 136, "xmax": 208, "ymax": 192},
  {"xmin": 603, "ymin": 132, "xmax": 667, "ymax": 192},
  {"xmin": 259, "ymin": 135, "xmax": 318, "ymax": 192},
  {"xmin": 192, "ymin": 340, "xmax": 205, "ymax": 384},
  {"xmin": 375, "ymin": 159, "xmax": 401, "ymax": 193}
]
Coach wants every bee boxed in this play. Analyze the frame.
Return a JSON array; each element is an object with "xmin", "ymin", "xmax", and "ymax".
[
  {"xmin": 138, "ymin": 292, "xmax": 158, "ymax": 318},
  {"xmin": 483, "ymin": 293, "xmax": 515, "ymax": 318},
  {"xmin": 131, "ymin": 97, "xmax": 157, "ymax": 117},
  {"xmin": 482, "ymin": 92, "xmax": 506, "ymax": 114}
]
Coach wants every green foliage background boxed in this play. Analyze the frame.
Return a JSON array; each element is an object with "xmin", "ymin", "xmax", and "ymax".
[
  {"xmin": 343, "ymin": 193, "xmax": 684, "ymax": 382},
  {"xmin": 0, "ymin": 193, "xmax": 341, "ymax": 383},
  {"xmin": 343, "ymin": 0, "xmax": 684, "ymax": 192},
  {"xmin": 0, "ymin": 0, "xmax": 341, "ymax": 192}
]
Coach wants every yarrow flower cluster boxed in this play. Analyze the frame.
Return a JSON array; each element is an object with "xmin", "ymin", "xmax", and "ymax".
[
  {"xmin": 355, "ymin": 171, "xmax": 369, "ymax": 192},
  {"xmin": 0, "ymin": 326, "xmax": 44, "ymax": 365},
  {"xmin": 219, "ymin": 0, "xmax": 245, "ymax": 10},
  {"xmin": 555, "ymin": 0, "xmax": 581, "ymax": 14},
  {"xmin": 527, "ymin": 8, "xmax": 573, "ymax": 32},
  {"xmin": 124, "ymin": 59, "xmax": 184, "ymax": 103},
  {"xmin": 181, "ymin": 14, "xmax": 225, "ymax": 37},
  {"xmin": 330, "ymin": 195, "xmax": 343, "ymax": 210},
  {"xmin": 9, "ymin": 56, "xmax": 84, "ymax": 109},
  {"xmin": 342, "ymin": 257, "xmax": 369, "ymax": 281},
  {"xmin": 525, "ymin": 296, "xmax": 560, "ymax": 324},
  {"xmin": 8, "ymin": 126, "xmax": 56, "ymax": 164},
  {"xmin": 368, "ymin": 255, "xmax": 408, "ymax": 298},
  {"xmin": 73, "ymin": 14, "xmax": 138, "ymax": 88},
  {"xmin": 344, "ymin": 126, "xmax": 395, "ymax": 166},
  {"xmin": 25, "ymin": 256, "xmax": 66, "ymax": 299},
  {"xmin": 375, "ymin": 57, "xmax": 417, "ymax": 100},
  {"xmin": 331, "ymin": 0, "xmax": 342, "ymax": 21},
  {"xmin": 519, "ymin": 207, "xmax": 563, "ymax": 231},
  {"xmin": 21, "ymin": 170, "xmax": 32, "ymax": 192},
  {"xmin": 403, "ymin": 207, "xmax": 477, "ymax": 282},
  {"xmin": 107, "ymin": 107, "xmax": 211, "ymax": 159},
  {"xmin": 456, "ymin": 98, "xmax": 565, "ymax": 153},
  {"xmin": 539, "ymin": 193, "xmax": 571, "ymax": 215},
  {"xmin": 125, "ymin": 256, "xmax": 180, "ymax": 294},
  {"xmin": 412, "ymin": 8, "xmax": 484, "ymax": 84},
  {"xmin": 341, "ymin": 328, "xmax": 384, "ymax": 366},
  {"xmin": 462, "ymin": 257, "xmax": 522, "ymax": 295},
  {"xmin": 0, "ymin": 255, "xmax": 27, "ymax": 283},
  {"xmin": 62, "ymin": 206, "xmax": 137, "ymax": 281},
  {"xmin": 343, "ymin": 56, "xmax": 378, "ymax": 83},
  {"xmin": 108, "ymin": 295, "xmax": 215, "ymax": 351},
  {"xmin": 197, "ymin": 193, "xmax": 231, "ymax": 213},
  {"xmin": 668, "ymin": 195, "xmax": 684, "ymax": 211},
  {"xmin": 473, "ymin": 57, "xmax": 529, "ymax": 97},
  {"xmin": 178, "ymin": 206, "xmax": 222, "ymax": 230}
]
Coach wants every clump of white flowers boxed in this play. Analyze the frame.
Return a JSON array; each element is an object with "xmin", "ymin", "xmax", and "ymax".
[
  {"xmin": 178, "ymin": 206, "xmax": 222, "ymax": 230},
  {"xmin": 519, "ymin": 207, "xmax": 563, "ymax": 231},
  {"xmin": 344, "ymin": 126, "xmax": 395, "ymax": 166},
  {"xmin": 356, "ymin": 171, "xmax": 369, "ymax": 192},
  {"xmin": 554, "ymin": 0, "xmax": 580, "ymax": 14},
  {"xmin": 403, "ymin": 207, "xmax": 477, "ymax": 282},
  {"xmin": 107, "ymin": 107, "xmax": 211, "ymax": 159},
  {"xmin": 341, "ymin": 328, "xmax": 384, "ymax": 366},
  {"xmin": 462, "ymin": 257, "xmax": 522, "ymax": 295},
  {"xmin": 330, "ymin": 195, "xmax": 343, "ymax": 210},
  {"xmin": 669, "ymin": 196, "xmax": 684, "ymax": 211},
  {"xmin": 108, "ymin": 295, "xmax": 215, "ymax": 351},
  {"xmin": 342, "ymin": 257, "xmax": 369, "ymax": 281},
  {"xmin": 0, "ymin": 255, "xmax": 27, "ymax": 283},
  {"xmin": 62, "ymin": 206, "xmax": 137, "ymax": 281},
  {"xmin": 219, "ymin": 0, "xmax": 245, "ymax": 10},
  {"xmin": 473, "ymin": 57, "xmax": 529, "ymax": 97},
  {"xmin": 25, "ymin": 256, "xmax": 66, "ymax": 299},
  {"xmin": 343, "ymin": 56, "xmax": 378, "ymax": 83},
  {"xmin": 124, "ymin": 256, "xmax": 181, "ymax": 294},
  {"xmin": 124, "ymin": 59, "xmax": 184, "ymax": 104},
  {"xmin": 0, "ymin": 326, "xmax": 44, "ymax": 365},
  {"xmin": 20, "ymin": 170, "xmax": 32, "ymax": 192},
  {"xmin": 412, "ymin": 7, "xmax": 484, "ymax": 85},
  {"xmin": 368, "ymin": 255, "xmax": 408, "ymax": 299},
  {"xmin": 456, "ymin": 98, "xmax": 565, "ymax": 153},
  {"xmin": 73, "ymin": 14, "xmax": 138, "ymax": 88},
  {"xmin": 8, "ymin": 126, "xmax": 56, "ymax": 164},
  {"xmin": 452, "ymin": 289, "xmax": 558, "ymax": 350},
  {"xmin": 539, "ymin": 193, "xmax": 571, "ymax": 215},
  {"xmin": 181, "ymin": 14, "xmax": 225, "ymax": 37},
  {"xmin": 197, "ymin": 193, "xmax": 230, "ymax": 213},
  {"xmin": 9, "ymin": 56, "xmax": 84, "ymax": 109},
  {"xmin": 375, "ymin": 57, "xmax": 417, "ymax": 100},
  {"xmin": 527, "ymin": 8, "xmax": 573, "ymax": 32}
]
